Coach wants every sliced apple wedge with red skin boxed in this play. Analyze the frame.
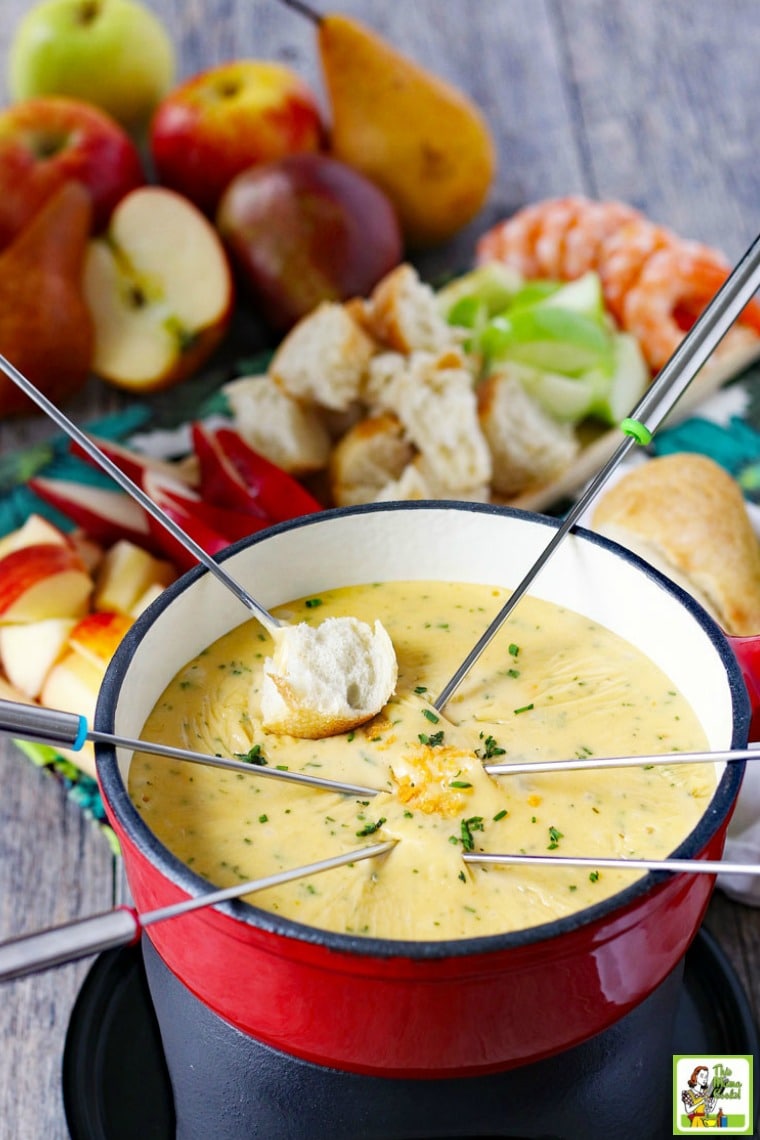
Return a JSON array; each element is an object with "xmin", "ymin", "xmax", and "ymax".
[
  {"xmin": 68, "ymin": 610, "xmax": 134, "ymax": 670},
  {"xmin": 141, "ymin": 469, "xmax": 272, "ymax": 570},
  {"xmin": 0, "ymin": 543, "xmax": 92, "ymax": 623},
  {"xmin": 69, "ymin": 433, "xmax": 199, "ymax": 489},
  {"xmin": 210, "ymin": 426, "xmax": 323, "ymax": 521},
  {"xmin": 191, "ymin": 421, "xmax": 272, "ymax": 520},
  {"xmin": 0, "ymin": 616, "xmax": 77, "ymax": 699},
  {"xmin": 0, "ymin": 512, "xmax": 69, "ymax": 560},
  {"xmin": 29, "ymin": 476, "xmax": 157, "ymax": 551}
]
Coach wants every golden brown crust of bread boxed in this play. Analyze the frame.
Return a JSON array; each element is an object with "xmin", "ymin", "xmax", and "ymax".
[{"xmin": 592, "ymin": 452, "xmax": 760, "ymax": 634}]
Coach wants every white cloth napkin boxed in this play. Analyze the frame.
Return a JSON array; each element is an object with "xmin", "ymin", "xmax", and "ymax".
[{"xmin": 720, "ymin": 760, "xmax": 760, "ymax": 905}]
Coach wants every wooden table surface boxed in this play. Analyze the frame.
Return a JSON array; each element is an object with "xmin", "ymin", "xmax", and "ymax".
[{"xmin": 1, "ymin": 1, "xmax": 759, "ymax": 1136}]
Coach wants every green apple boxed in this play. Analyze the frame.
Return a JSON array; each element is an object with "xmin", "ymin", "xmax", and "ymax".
[
  {"xmin": 585, "ymin": 332, "xmax": 650, "ymax": 425},
  {"xmin": 8, "ymin": 0, "xmax": 175, "ymax": 132},
  {"xmin": 517, "ymin": 365, "xmax": 598, "ymax": 423},
  {"xmin": 479, "ymin": 305, "xmax": 613, "ymax": 374}
]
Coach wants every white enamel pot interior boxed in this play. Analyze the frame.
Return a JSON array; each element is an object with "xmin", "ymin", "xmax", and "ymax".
[{"xmin": 95, "ymin": 502, "xmax": 748, "ymax": 1075}]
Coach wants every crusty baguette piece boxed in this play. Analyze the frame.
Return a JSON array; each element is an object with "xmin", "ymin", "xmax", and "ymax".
[
  {"xmin": 329, "ymin": 412, "xmax": 414, "ymax": 506},
  {"xmin": 269, "ymin": 301, "xmax": 376, "ymax": 411},
  {"xmin": 365, "ymin": 263, "xmax": 460, "ymax": 353},
  {"xmin": 591, "ymin": 452, "xmax": 760, "ymax": 635},
  {"xmin": 259, "ymin": 618, "xmax": 398, "ymax": 738},
  {"xmin": 223, "ymin": 374, "xmax": 331, "ymax": 475}
]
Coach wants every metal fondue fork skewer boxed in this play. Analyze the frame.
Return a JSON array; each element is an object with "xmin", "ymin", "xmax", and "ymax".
[
  {"xmin": 433, "ymin": 229, "xmax": 760, "ymax": 712},
  {"xmin": 462, "ymin": 852, "xmax": 760, "ymax": 877},
  {"xmin": 0, "ymin": 841, "xmax": 395, "ymax": 983},
  {"xmin": 0, "ymin": 699, "xmax": 382, "ymax": 798},
  {"xmin": 0, "ymin": 351, "xmax": 283, "ymax": 635},
  {"xmin": 6, "ymin": 698, "xmax": 760, "ymax": 792}
]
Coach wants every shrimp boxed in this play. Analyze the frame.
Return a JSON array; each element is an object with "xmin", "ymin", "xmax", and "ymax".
[
  {"xmin": 622, "ymin": 244, "xmax": 760, "ymax": 371},
  {"xmin": 562, "ymin": 199, "xmax": 642, "ymax": 280},
  {"xmin": 477, "ymin": 196, "xmax": 643, "ymax": 285},
  {"xmin": 597, "ymin": 218, "xmax": 680, "ymax": 325},
  {"xmin": 475, "ymin": 200, "xmax": 552, "ymax": 278},
  {"xmin": 532, "ymin": 196, "xmax": 588, "ymax": 279}
]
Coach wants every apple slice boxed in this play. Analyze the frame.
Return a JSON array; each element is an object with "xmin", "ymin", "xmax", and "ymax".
[
  {"xmin": 93, "ymin": 539, "xmax": 176, "ymax": 615},
  {"xmin": 70, "ymin": 433, "xmax": 199, "ymax": 489},
  {"xmin": 130, "ymin": 581, "xmax": 166, "ymax": 619},
  {"xmin": 141, "ymin": 468, "xmax": 270, "ymax": 569},
  {"xmin": 30, "ymin": 476, "xmax": 153, "ymax": 549},
  {"xmin": 0, "ymin": 617, "xmax": 77, "ymax": 699},
  {"xmin": 40, "ymin": 649, "xmax": 102, "ymax": 778},
  {"xmin": 68, "ymin": 530, "xmax": 105, "ymax": 575},
  {"xmin": 83, "ymin": 186, "xmax": 234, "ymax": 393},
  {"xmin": 0, "ymin": 543, "xmax": 92, "ymax": 623},
  {"xmin": 68, "ymin": 611, "xmax": 134, "ymax": 671},
  {"xmin": 0, "ymin": 513, "xmax": 70, "ymax": 561}
]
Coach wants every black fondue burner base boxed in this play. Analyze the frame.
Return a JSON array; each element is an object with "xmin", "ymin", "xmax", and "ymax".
[{"xmin": 63, "ymin": 927, "xmax": 759, "ymax": 1140}]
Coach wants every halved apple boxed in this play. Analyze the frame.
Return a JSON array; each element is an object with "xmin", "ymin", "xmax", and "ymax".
[
  {"xmin": 93, "ymin": 539, "xmax": 175, "ymax": 615},
  {"xmin": 83, "ymin": 186, "xmax": 235, "ymax": 392},
  {"xmin": 0, "ymin": 616, "xmax": 77, "ymax": 698},
  {"xmin": 0, "ymin": 543, "xmax": 92, "ymax": 623}
]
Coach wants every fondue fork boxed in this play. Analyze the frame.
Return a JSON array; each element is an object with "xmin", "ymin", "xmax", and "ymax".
[
  {"xmin": 0, "ymin": 840, "xmax": 394, "ymax": 982},
  {"xmin": 0, "ymin": 352, "xmax": 284, "ymax": 636},
  {"xmin": 6, "ymin": 696, "xmax": 756, "ymax": 793},
  {"xmin": 463, "ymin": 851, "xmax": 760, "ymax": 878},
  {"xmin": 0, "ymin": 698, "xmax": 383, "ymax": 798},
  {"xmin": 434, "ymin": 229, "xmax": 760, "ymax": 711}
]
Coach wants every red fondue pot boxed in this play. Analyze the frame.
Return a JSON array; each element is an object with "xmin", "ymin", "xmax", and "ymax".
[{"xmin": 95, "ymin": 503, "xmax": 749, "ymax": 1078}]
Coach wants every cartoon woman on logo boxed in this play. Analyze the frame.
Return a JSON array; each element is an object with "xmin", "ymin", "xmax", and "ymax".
[{"xmin": 681, "ymin": 1065, "xmax": 718, "ymax": 1128}]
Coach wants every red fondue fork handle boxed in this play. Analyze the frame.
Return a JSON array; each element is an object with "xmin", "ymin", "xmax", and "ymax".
[{"xmin": 0, "ymin": 841, "xmax": 395, "ymax": 983}]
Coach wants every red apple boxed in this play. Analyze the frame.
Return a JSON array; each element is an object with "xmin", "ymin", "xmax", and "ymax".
[
  {"xmin": 93, "ymin": 539, "xmax": 175, "ymax": 615},
  {"xmin": 150, "ymin": 60, "xmax": 324, "ymax": 215},
  {"xmin": 29, "ymin": 476, "xmax": 153, "ymax": 549},
  {"xmin": 0, "ymin": 616, "xmax": 76, "ymax": 698},
  {"xmin": 0, "ymin": 513, "xmax": 69, "ymax": 560},
  {"xmin": 40, "ymin": 647, "xmax": 101, "ymax": 776},
  {"xmin": 216, "ymin": 153, "xmax": 403, "ymax": 331},
  {"xmin": 68, "ymin": 610, "xmax": 134, "ymax": 669},
  {"xmin": 0, "ymin": 95, "xmax": 145, "ymax": 247},
  {"xmin": 83, "ymin": 186, "xmax": 235, "ymax": 392},
  {"xmin": 70, "ymin": 433, "xmax": 199, "ymax": 489},
  {"xmin": 0, "ymin": 542, "xmax": 92, "ymax": 623}
]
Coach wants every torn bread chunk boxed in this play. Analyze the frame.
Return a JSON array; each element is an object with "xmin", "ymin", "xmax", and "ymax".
[
  {"xmin": 365, "ymin": 264, "xmax": 462, "ymax": 353},
  {"xmin": 388, "ymin": 350, "xmax": 491, "ymax": 493},
  {"xmin": 259, "ymin": 618, "xmax": 398, "ymax": 738},
  {"xmin": 270, "ymin": 301, "xmax": 376, "ymax": 411},
  {"xmin": 329, "ymin": 412, "xmax": 414, "ymax": 507},
  {"xmin": 373, "ymin": 462, "xmax": 433, "ymax": 502},
  {"xmin": 478, "ymin": 367, "xmax": 579, "ymax": 498},
  {"xmin": 223, "ymin": 374, "xmax": 331, "ymax": 476}
]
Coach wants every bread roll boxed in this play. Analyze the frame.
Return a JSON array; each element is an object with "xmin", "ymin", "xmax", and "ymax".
[{"xmin": 592, "ymin": 452, "xmax": 760, "ymax": 635}]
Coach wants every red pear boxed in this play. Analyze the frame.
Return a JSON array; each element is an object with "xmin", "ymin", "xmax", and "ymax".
[{"xmin": 0, "ymin": 180, "xmax": 95, "ymax": 417}]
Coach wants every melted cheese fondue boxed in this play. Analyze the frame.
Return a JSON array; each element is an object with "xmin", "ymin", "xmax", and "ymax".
[{"xmin": 129, "ymin": 581, "xmax": 714, "ymax": 940}]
